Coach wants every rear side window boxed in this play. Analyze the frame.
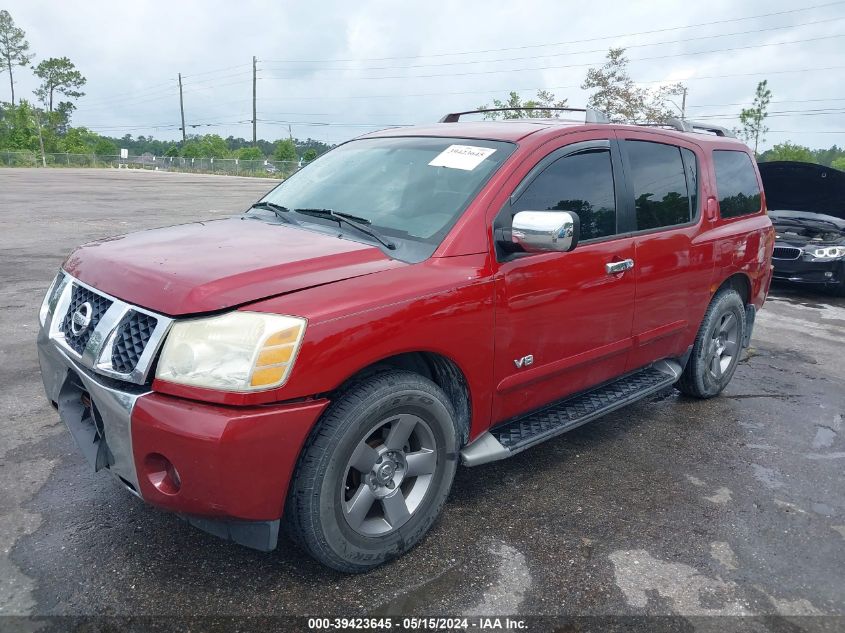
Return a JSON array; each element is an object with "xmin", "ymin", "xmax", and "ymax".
[
  {"xmin": 512, "ymin": 149, "xmax": 617, "ymax": 241},
  {"xmin": 713, "ymin": 150, "xmax": 762, "ymax": 218},
  {"xmin": 625, "ymin": 141, "xmax": 691, "ymax": 230}
]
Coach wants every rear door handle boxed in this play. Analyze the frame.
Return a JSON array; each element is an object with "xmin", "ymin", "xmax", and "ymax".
[{"xmin": 606, "ymin": 259, "xmax": 635, "ymax": 275}]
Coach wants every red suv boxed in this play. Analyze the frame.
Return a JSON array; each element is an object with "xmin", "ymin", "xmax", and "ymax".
[{"xmin": 37, "ymin": 108, "xmax": 774, "ymax": 572}]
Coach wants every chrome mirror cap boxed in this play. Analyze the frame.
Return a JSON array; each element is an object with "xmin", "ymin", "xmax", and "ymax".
[{"xmin": 511, "ymin": 210, "xmax": 580, "ymax": 253}]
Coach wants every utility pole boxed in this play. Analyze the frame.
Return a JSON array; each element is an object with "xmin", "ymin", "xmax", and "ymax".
[
  {"xmin": 252, "ymin": 56, "xmax": 257, "ymax": 145},
  {"xmin": 178, "ymin": 73, "xmax": 186, "ymax": 142},
  {"xmin": 681, "ymin": 86, "xmax": 688, "ymax": 120},
  {"xmin": 34, "ymin": 111, "xmax": 46, "ymax": 167}
]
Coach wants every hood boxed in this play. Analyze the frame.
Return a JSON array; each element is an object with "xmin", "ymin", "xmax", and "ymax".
[
  {"xmin": 63, "ymin": 218, "xmax": 404, "ymax": 316},
  {"xmin": 758, "ymin": 161, "xmax": 845, "ymax": 218}
]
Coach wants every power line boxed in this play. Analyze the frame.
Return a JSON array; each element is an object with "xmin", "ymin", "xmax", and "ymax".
[
  {"xmin": 79, "ymin": 77, "xmax": 258, "ymax": 112},
  {"xmin": 81, "ymin": 83, "xmax": 177, "ymax": 108},
  {"xmin": 262, "ymin": 1, "xmax": 845, "ymax": 63},
  {"xmin": 223, "ymin": 65, "xmax": 845, "ymax": 102},
  {"xmin": 82, "ymin": 120, "xmax": 253, "ymax": 132},
  {"xmin": 691, "ymin": 110, "xmax": 845, "ymax": 120},
  {"xmin": 766, "ymin": 130, "xmax": 845, "ymax": 133},
  {"xmin": 81, "ymin": 63, "xmax": 254, "ymax": 106},
  {"xmin": 181, "ymin": 62, "xmax": 252, "ymax": 79},
  {"xmin": 686, "ymin": 97, "xmax": 845, "ymax": 109},
  {"xmin": 74, "ymin": 1, "xmax": 844, "ymax": 110},
  {"xmin": 258, "ymin": 119, "xmax": 411, "ymax": 127},
  {"xmin": 263, "ymin": 34, "xmax": 845, "ymax": 81},
  {"xmin": 74, "ymin": 64, "xmax": 845, "ymax": 123},
  {"xmin": 79, "ymin": 70, "xmax": 253, "ymax": 110},
  {"xmin": 82, "ymin": 112, "xmax": 342, "ymax": 128},
  {"xmin": 77, "ymin": 104, "xmax": 845, "ymax": 133},
  {"xmin": 74, "ymin": 20, "xmax": 843, "ymax": 114},
  {"xmin": 182, "ymin": 70, "xmax": 255, "ymax": 87},
  {"xmin": 262, "ymin": 16, "xmax": 845, "ymax": 72}
]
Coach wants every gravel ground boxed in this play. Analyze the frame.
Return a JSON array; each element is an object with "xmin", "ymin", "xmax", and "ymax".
[{"xmin": 1, "ymin": 168, "xmax": 843, "ymax": 628}]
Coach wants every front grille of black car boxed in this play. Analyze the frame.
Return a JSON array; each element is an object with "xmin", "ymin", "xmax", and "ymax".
[
  {"xmin": 773, "ymin": 246, "xmax": 803, "ymax": 260},
  {"xmin": 59, "ymin": 285, "xmax": 114, "ymax": 355},
  {"xmin": 111, "ymin": 311, "xmax": 158, "ymax": 374}
]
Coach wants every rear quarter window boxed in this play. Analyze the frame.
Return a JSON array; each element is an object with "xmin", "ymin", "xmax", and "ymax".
[{"xmin": 713, "ymin": 150, "xmax": 762, "ymax": 218}]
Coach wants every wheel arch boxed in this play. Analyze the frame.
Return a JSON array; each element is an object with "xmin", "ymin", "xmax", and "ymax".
[
  {"xmin": 716, "ymin": 272, "xmax": 752, "ymax": 305},
  {"xmin": 332, "ymin": 351, "xmax": 472, "ymax": 446}
]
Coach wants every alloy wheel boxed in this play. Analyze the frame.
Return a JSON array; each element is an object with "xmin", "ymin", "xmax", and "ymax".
[
  {"xmin": 341, "ymin": 413, "xmax": 438, "ymax": 536},
  {"xmin": 706, "ymin": 312, "xmax": 740, "ymax": 380}
]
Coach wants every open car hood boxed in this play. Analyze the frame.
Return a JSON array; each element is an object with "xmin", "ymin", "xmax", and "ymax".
[{"xmin": 758, "ymin": 161, "xmax": 845, "ymax": 218}]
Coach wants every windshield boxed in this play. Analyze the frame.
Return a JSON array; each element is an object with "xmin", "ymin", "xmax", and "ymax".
[{"xmin": 258, "ymin": 136, "xmax": 515, "ymax": 261}]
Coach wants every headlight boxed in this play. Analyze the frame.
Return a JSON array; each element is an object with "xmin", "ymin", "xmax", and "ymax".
[
  {"xmin": 155, "ymin": 311, "xmax": 306, "ymax": 392},
  {"xmin": 39, "ymin": 272, "xmax": 66, "ymax": 327},
  {"xmin": 810, "ymin": 246, "xmax": 845, "ymax": 260}
]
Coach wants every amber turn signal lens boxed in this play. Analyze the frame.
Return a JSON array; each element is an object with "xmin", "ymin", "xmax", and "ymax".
[
  {"xmin": 250, "ymin": 365, "xmax": 287, "ymax": 387},
  {"xmin": 265, "ymin": 329, "xmax": 299, "ymax": 346},
  {"xmin": 256, "ymin": 345, "xmax": 294, "ymax": 366},
  {"xmin": 248, "ymin": 324, "xmax": 304, "ymax": 388}
]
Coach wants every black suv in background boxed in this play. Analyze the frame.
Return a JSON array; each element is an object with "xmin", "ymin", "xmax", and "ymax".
[{"xmin": 759, "ymin": 161, "xmax": 845, "ymax": 296}]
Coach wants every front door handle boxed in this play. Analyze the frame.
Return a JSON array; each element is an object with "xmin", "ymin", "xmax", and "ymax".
[{"xmin": 606, "ymin": 259, "xmax": 635, "ymax": 275}]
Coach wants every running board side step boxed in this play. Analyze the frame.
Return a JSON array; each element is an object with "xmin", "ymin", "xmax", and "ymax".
[{"xmin": 460, "ymin": 360, "xmax": 682, "ymax": 467}]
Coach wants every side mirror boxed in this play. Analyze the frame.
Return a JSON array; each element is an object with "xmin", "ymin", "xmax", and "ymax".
[{"xmin": 510, "ymin": 210, "xmax": 580, "ymax": 253}]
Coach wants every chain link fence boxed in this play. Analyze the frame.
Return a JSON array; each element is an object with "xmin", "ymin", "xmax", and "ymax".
[{"xmin": 0, "ymin": 151, "xmax": 302, "ymax": 178}]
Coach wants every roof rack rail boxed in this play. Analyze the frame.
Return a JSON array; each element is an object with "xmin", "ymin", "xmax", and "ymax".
[
  {"xmin": 439, "ymin": 107, "xmax": 610, "ymax": 124},
  {"xmin": 663, "ymin": 117, "xmax": 735, "ymax": 138}
]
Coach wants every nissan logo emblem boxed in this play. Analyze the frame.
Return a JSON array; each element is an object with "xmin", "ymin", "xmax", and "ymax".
[{"xmin": 70, "ymin": 302, "xmax": 93, "ymax": 336}]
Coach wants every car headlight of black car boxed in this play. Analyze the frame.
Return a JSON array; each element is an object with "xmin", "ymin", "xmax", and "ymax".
[{"xmin": 809, "ymin": 246, "xmax": 845, "ymax": 260}]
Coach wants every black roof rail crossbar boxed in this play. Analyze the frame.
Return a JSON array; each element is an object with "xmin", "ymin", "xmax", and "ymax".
[
  {"xmin": 439, "ymin": 107, "xmax": 610, "ymax": 124},
  {"xmin": 663, "ymin": 117, "xmax": 735, "ymax": 138}
]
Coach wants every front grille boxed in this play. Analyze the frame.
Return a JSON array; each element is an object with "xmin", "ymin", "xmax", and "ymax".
[
  {"xmin": 111, "ymin": 311, "xmax": 158, "ymax": 374},
  {"xmin": 773, "ymin": 246, "xmax": 802, "ymax": 260},
  {"xmin": 59, "ymin": 285, "xmax": 113, "ymax": 354}
]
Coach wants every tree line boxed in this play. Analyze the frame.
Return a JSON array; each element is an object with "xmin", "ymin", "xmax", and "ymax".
[{"xmin": 113, "ymin": 133, "xmax": 332, "ymax": 163}]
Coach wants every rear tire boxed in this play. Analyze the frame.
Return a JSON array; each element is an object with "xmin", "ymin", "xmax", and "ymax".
[
  {"xmin": 676, "ymin": 289, "xmax": 746, "ymax": 399},
  {"xmin": 285, "ymin": 370, "xmax": 459, "ymax": 572}
]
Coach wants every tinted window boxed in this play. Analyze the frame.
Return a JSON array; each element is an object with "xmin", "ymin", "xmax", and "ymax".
[
  {"xmin": 625, "ymin": 141, "xmax": 690, "ymax": 230},
  {"xmin": 714, "ymin": 150, "xmax": 762, "ymax": 218},
  {"xmin": 512, "ymin": 149, "xmax": 617, "ymax": 240}
]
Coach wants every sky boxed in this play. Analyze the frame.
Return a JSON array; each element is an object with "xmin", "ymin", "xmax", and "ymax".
[{"xmin": 3, "ymin": 0, "xmax": 844, "ymax": 150}]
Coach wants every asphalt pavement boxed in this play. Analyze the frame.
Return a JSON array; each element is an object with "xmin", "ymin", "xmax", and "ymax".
[{"xmin": 1, "ymin": 168, "xmax": 843, "ymax": 626}]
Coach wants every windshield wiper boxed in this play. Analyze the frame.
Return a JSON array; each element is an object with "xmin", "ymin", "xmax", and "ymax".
[
  {"xmin": 251, "ymin": 201, "xmax": 290, "ymax": 215},
  {"xmin": 293, "ymin": 208, "xmax": 396, "ymax": 250},
  {"xmin": 248, "ymin": 201, "xmax": 300, "ymax": 225}
]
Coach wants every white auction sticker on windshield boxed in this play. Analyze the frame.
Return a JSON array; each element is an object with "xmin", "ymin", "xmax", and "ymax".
[{"xmin": 428, "ymin": 145, "xmax": 496, "ymax": 170}]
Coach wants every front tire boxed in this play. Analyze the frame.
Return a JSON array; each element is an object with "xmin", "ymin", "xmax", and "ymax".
[
  {"xmin": 285, "ymin": 370, "xmax": 459, "ymax": 572},
  {"xmin": 676, "ymin": 288, "xmax": 746, "ymax": 399}
]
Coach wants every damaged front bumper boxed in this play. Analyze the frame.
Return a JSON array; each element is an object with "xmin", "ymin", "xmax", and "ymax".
[{"xmin": 37, "ymin": 322, "xmax": 327, "ymax": 552}]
